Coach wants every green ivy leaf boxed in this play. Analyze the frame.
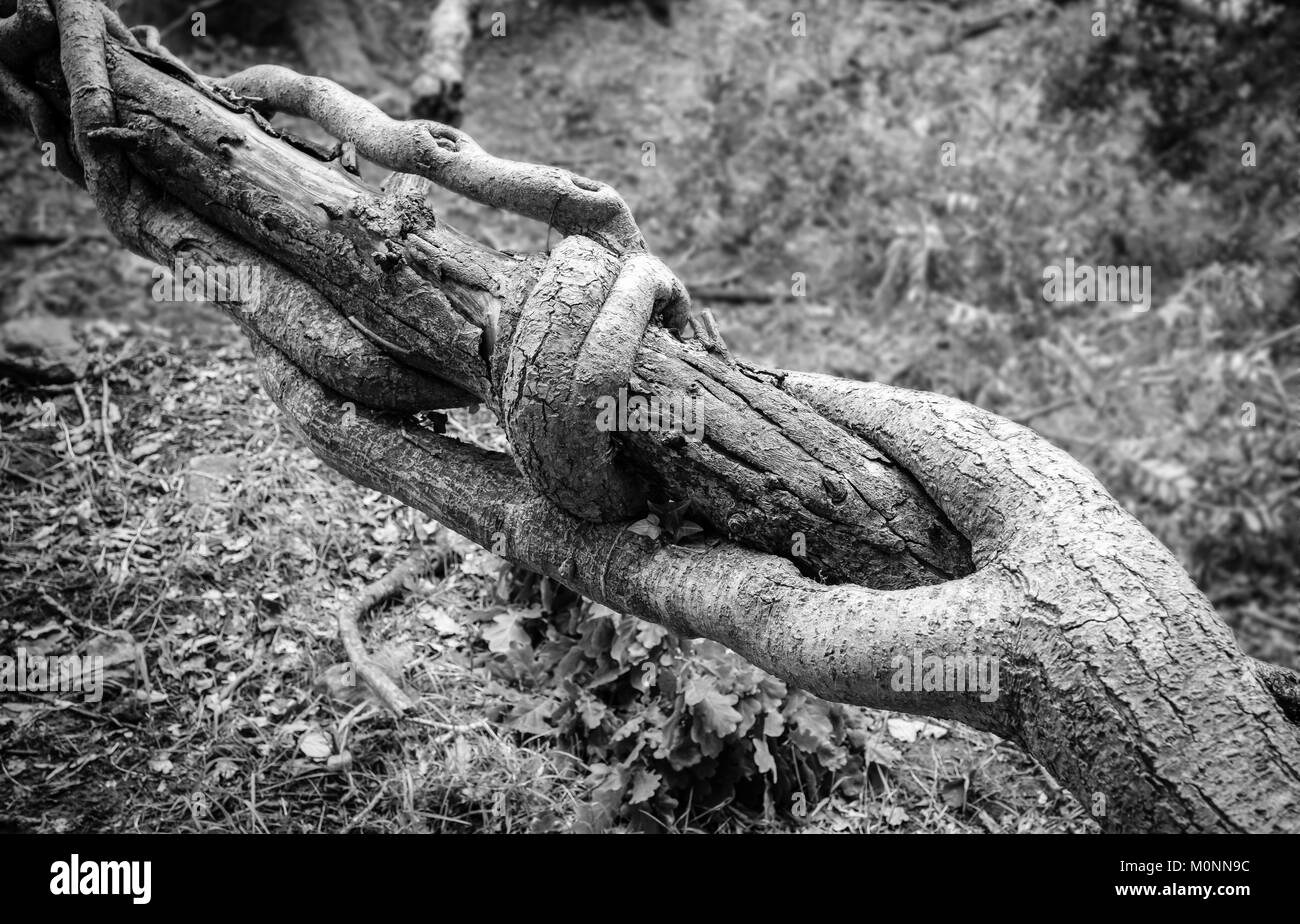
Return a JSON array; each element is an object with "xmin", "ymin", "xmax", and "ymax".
[
  {"xmin": 508, "ymin": 699, "xmax": 557, "ymax": 736},
  {"xmin": 762, "ymin": 710, "xmax": 785, "ymax": 738},
  {"xmin": 610, "ymin": 714, "xmax": 645, "ymax": 744},
  {"xmin": 685, "ymin": 676, "xmax": 743, "ymax": 738},
  {"xmin": 866, "ymin": 738, "xmax": 903, "ymax": 766},
  {"xmin": 483, "ymin": 611, "xmax": 531, "ymax": 653},
  {"xmin": 577, "ymin": 693, "xmax": 608, "ymax": 730},
  {"xmin": 628, "ymin": 768, "xmax": 662, "ymax": 804},
  {"xmin": 786, "ymin": 694, "xmax": 835, "ymax": 752},
  {"xmin": 636, "ymin": 621, "xmax": 670, "ymax": 650},
  {"xmin": 675, "ymin": 520, "xmax": 704, "ymax": 540},
  {"xmin": 753, "ymin": 738, "xmax": 777, "ymax": 778},
  {"xmin": 627, "ymin": 517, "xmax": 661, "ymax": 539}
]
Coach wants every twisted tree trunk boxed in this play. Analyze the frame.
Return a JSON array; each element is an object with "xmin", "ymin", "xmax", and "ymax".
[{"xmin": 2, "ymin": 0, "xmax": 1297, "ymax": 832}]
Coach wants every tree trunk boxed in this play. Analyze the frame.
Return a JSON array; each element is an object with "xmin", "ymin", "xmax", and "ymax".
[
  {"xmin": 102, "ymin": 45, "xmax": 975, "ymax": 590},
  {"xmin": 3, "ymin": 0, "xmax": 1297, "ymax": 832},
  {"xmin": 410, "ymin": 0, "xmax": 473, "ymax": 125}
]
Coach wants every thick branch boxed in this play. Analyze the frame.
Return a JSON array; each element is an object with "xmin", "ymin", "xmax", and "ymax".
[
  {"xmin": 4, "ymin": 2, "xmax": 1297, "ymax": 833},
  {"xmin": 95, "ymin": 42, "xmax": 975, "ymax": 589},
  {"xmin": 254, "ymin": 340, "xmax": 1023, "ymax": 734}
]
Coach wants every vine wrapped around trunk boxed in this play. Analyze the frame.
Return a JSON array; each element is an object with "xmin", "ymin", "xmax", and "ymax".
[{"xmin": 2, "ymin": 0, "xmax": 1297, "ymax": 833}]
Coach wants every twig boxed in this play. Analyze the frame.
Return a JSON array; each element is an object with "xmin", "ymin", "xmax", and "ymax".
[
  {"xmin": 339, "ymin": 784, "xmax": 388, "ymax": 833},
  {"xmin": 100, "ymin": 376, "xmax": 120, "ymax": 473},
  {"xmin": 13, "ymin": 689, "xmax": 135, "ymax": 729},
  {"xmin": 407, "ymin": 716, "xmax": 489, "ymax": 744},
  {"xmin": 0, "ymin": 465, "xmax": 55, "ymax": 491},
  {"xmin": 218, "ymin": 652, "xmax": 263, "ymax": 704},
  {"xmin": 433, "ymin": 719, "xmax": 488, "ymax": 744},
  {"xmin": 684, "ymin": 267, "xmax": 745, "ymax": 289},
  {"xmin": 698, "ymin": 308, "xmax": 733, "ymax": 363},
  {"xmin": 1010, "ymin": 394, "xmax": 1082, "ymax": 426},
  {"xmin": 1248, "ymin": 323, "xmax": 1300, "ymax": 353},
  {"xmin": 336, "ymin": 551, "xmax": 431, "ymax": 716},
  {"xmin": 72, "ymin": 382, "xmax": 92, "ymax": 431}
]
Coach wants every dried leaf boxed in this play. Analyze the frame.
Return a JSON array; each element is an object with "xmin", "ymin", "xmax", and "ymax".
[
  {"xmin": 886, "ymin": 717, "xmax": 948, "ymax": 743},
  {"xmin": 298, "ymin": 728, "xmax": 332, "ymax": 760},
  {"xmin": 626, "ymin": 518, "xmax": 661, "ymax": 539}
]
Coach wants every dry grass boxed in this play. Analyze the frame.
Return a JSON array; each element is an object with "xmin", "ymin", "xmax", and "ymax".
[{"xmin": 0, "ymin": 269, "xmax": 1089, "ymax": 832}]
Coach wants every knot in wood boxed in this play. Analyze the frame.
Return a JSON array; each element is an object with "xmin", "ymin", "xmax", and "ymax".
[{"xmin": 493, "ymin": 235, "xmax": 691, "ymax": 522}]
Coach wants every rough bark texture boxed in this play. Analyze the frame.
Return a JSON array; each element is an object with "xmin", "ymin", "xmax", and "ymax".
[
  {"xmin": 100, "ymin": 44, "xmax": 974, "ymax": 589},
  {"xmin": 3, "ymin": 0, "xmax": 1298, "ymax": 832},
  {"xmin": 780, "ymin": 372, "xmax": 1300, "ymax": 833},
  {"xmin": 251, "ymin": 347, "xmax": 1300, "ymax": 832}
]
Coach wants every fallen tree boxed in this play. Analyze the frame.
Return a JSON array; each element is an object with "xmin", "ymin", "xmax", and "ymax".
[{"xmin": 1, "ymin": 0, "xmax": 1297, "ymax": 832}]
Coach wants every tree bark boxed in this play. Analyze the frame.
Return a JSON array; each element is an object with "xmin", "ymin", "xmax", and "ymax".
[
  {"xmin": 100, "ymin": 46, "xmax": 974, "ymax": 590},
  {"xmin": 3, "ymin": 0, "xmax": 1297, "ymax": 832}
]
